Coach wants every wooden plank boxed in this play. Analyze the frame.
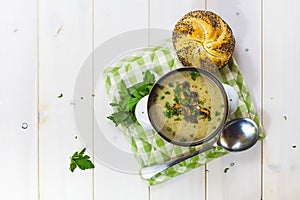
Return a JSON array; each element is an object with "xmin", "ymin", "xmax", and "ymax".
[
  {"xmin": 94, "ymin": 0, "xmax": 149, "ymax": 47},
  {"xmin": 150, "ymin": 169, "xmax": 206, "ymax": 200},
  {"xmin": 149, "ymin": 1, "xmax": 206, "ymax": 200},
  {"xmin": 0, "ymin": 0, "xmax": 38, "ymax": 199},
  {"xmin": 150, "ymin": 0, "xmax": 206, "ymax": 30},
  {"xmin": 263, "ymin": 0, "xmax": 300, "ymax": 199},
  {"xmin": 38, "ymin": 0, "xmax": 94, "ymax": 199},
  {"xmin": 93, "ymin": 0, "xmax": 149, "ymax": 199},
  {"xmin": 206, "ymin": 0, "xmax": 262, "ymax": 199}
]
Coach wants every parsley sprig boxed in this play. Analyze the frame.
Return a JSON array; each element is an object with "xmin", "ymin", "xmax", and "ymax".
[{"xmin": 107, "ymin": 70, "xmax": 156, "ymax": 127}]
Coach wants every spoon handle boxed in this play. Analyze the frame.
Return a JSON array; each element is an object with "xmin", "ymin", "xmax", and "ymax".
[{"xmin": 139, "ymin": 143, "xmax": 215, "ymax": 179}]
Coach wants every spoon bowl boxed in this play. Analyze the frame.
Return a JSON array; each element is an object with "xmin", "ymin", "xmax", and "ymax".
[
  {"xmin": 218, "ymin": 118, "xmax": 259, "ymax": 152},
  {"xmin": 139, "ymin": 117, "xmax": 259, "ymax": 179}
]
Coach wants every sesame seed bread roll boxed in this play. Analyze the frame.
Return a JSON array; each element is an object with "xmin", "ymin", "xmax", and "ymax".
[{"xmin": 172, "ymin": 10, "xmax": 235, "ymax": 71}]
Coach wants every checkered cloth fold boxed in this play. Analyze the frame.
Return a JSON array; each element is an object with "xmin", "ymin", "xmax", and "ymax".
[{"xmin": 102, "ymin": 41, "xmax": 264, "ymax": 186}]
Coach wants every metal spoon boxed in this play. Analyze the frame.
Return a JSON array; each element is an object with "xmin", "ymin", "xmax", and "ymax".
[{"xmin": 139, "ymin": 118, "xmax": 259, "ymax": 179}]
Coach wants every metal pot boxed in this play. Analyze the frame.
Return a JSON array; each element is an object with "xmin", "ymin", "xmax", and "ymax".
[{"xmin": 135, "ymin": 67, "xmax": 238, "ymax": 147}]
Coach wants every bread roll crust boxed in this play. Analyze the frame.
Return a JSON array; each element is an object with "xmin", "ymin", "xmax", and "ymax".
[{"xmin": 173, "ymin": 10, "xmax": 235, "ymax": 71}]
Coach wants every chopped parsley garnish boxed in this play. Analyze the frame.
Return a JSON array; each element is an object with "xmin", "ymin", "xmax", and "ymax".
[
  {"xmin": 190, "ymin": 71, "xmax": 200, "ymax": 81},
  {"xmin": 199, "ymin": 100, "xmax": 204, "ymax": 105},
  {"xmin": 215, "ymin": 111, "xmax": 221, "ymax": 116},
  {"xmin": 163, "ymin": 80, "xmax": 211, "ymax": 123},
  {"xmin": 163, "ymin": 102, "xmax": 182, "ymax": 118},
  {"xmin": 167, "ymin": 127, "xmax": 172, "ymax": 132},
  {"xmin": 153, "ymin": 93, "xmax": 159, "ymax": 102},
  {"xmin": 158, "ymin": 85, "xmax": 164, "ymax": 90}
]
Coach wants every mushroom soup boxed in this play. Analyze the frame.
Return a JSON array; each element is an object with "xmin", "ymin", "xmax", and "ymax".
[{"xmin": 148, "ymin": 69, "xmax": 227, "ymax": 145}]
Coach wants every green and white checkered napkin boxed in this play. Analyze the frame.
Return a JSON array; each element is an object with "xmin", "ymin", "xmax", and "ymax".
[{"xmin": 102, "ymin": 41, "xmax": 265, "ymax": 186}]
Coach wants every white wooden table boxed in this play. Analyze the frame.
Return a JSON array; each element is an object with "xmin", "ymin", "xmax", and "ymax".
[{"xmin": 1, "ymin": 0, "xmax": 300, "ymax": 199}]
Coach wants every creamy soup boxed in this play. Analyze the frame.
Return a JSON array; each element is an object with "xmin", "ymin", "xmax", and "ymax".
[{"xmin": 148, "ymin": 69, "xmax": 226, "ymax": 144}]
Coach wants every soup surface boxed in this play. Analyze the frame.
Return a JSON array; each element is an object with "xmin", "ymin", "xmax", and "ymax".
[{"xmin": 148, "ymin": 69, "xmax": 226, "ymax": 144}]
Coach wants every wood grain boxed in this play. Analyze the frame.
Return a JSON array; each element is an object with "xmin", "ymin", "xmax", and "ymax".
[
  {"xmin": 263, "ymin": 0, "xmax": 300, "ymax": 199},
  {"xmin": 206, "ymin": 0, "xmax": 262, "ymax": 199},
  {"xmin": 0, "ymin": 0, "xmax": 38, "ymax": 199},
  {"xmin": 38, "ymin": 0, "xmax": 94, "ymax": 199}
]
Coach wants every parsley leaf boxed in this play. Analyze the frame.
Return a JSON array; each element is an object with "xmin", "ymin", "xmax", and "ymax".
[
  {"xmin": 69, "ymin": 148, "xmax": 95, "ymax": 172},
  {"xmin": 143, "ymin": 70, "xmax": 155, "ymax": 84},
  {"xmin": 107, "ymin": 111, "xmax": 129, "ymax": 126}
]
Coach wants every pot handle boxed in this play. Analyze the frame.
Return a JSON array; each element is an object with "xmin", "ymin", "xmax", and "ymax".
[
  {"xmin": 223, "ymin": 84, "xmax": 239, "ymax": 115},
  {"xmin": 135, "ymin": 95, "xmax": 152, "ymax": 129}
]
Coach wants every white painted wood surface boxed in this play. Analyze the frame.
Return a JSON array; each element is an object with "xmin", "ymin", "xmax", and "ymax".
[
  {"xmin": 0, "ymin": 0, "xmax": 38, "ymax": 199},
  {"xmin": 263, "ymin": 0, "xmax": 300, "ymax": 199},
  {"xmin": 38, "ymin": 0, "xmax": 93, "ymax": 199},
  {"xmin": 1, "ymin": 0, "xmax": 300, "ymax": 199}
]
